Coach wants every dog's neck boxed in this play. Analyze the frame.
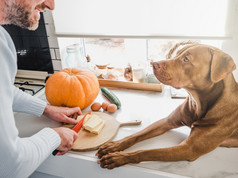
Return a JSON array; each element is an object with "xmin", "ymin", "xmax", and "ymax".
[
  {"xmin": 186, "ymin": 73, "xmax": 237, "ymax": 118},
  {"xmin": 222, "ymin": 73, "xmax": 238, "ymax": 92}
]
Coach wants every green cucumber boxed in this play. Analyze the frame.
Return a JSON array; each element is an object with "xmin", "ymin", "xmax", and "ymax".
[{"xmin": 101, "ymin": 87, "xmax": 121, "ymax": 109}]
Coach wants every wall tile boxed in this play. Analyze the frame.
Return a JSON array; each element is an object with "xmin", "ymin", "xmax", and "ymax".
[
  {"xmin": 50, "ymin": 49, "xmax": 56, "ymax": 60},
  {"xmin": 43, "ymin": 11, "xmax": 61, "ymax": 73},
  {"xmin": 52, "ymin": 60, "xmax": 62, "ymax": 71}
]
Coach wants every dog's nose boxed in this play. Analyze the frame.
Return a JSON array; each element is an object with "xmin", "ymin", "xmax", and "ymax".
[{"xmin": 153, "ymin": 62, "xmax": 160, "ymax": 70}]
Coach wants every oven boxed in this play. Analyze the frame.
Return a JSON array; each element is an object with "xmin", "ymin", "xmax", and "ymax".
[{"xmin": 14, "ymin": 70, "xmax": 49, "ymax": 97}]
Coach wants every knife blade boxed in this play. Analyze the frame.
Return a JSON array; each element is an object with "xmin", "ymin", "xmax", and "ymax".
[{"xmin": 52, "ymin": 112, "xmax": 91, "ymax": 156}]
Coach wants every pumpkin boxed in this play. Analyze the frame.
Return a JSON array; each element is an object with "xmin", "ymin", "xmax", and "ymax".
[{"xmin": 45, "ymin": 68, "xmax": 99, "ymax": 109}]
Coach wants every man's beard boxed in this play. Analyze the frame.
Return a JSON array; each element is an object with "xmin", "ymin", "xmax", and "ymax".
[{"xmin": 4, "ymin": 2, "xmax": 39, "ymax": 30}]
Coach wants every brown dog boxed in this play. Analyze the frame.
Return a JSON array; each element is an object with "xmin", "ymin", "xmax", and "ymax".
[{"xmin": 96, "ymin": 43, "xmax": 238, "ymax": 169}]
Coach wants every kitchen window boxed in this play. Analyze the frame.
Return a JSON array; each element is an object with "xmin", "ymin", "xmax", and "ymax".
[
  {"xmin": 58, "ymin": 38, "xmax": 223, "ymax": 66},
  {"xmin": 53, "ymin": 0, "xmax": 237, "ymax": 83}
]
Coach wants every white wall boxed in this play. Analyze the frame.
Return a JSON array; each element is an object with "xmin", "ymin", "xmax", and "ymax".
[{"xmin": 221, "ymin": 0, "xmax": 238, "ymax": 80}]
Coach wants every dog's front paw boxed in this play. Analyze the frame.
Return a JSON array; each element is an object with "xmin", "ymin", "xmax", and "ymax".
[
  {"xmin": 97, "ymin": 152, "xmax": 130, "ymax": 169},
  {"xmin": 96, "ymin": 141, "xmax": 125, "ymax": 158}
]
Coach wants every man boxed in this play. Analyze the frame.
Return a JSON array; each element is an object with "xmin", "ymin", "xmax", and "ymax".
[{"xmin": 0, "ymin": 0, "xmax": 81, "ymax": 177}]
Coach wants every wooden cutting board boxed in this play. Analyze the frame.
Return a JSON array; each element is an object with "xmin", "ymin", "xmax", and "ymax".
[{"xmin": 65, "ymin": 112, "xmax": 141, "ymax": 151}]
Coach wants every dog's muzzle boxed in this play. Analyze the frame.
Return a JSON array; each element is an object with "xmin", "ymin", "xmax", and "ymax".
[{"xmin": 152, "ymin": 61, "xmax": 172, "ymax": 83}]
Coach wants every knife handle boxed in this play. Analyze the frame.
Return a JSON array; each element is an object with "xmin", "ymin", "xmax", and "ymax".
[
  {"xmin": 52, "ymin": 149, "xmax": 59, "ymax": 156},
  {"xmin": 52, "ymin": 112, "xmax": 91, "ymax": 156}
]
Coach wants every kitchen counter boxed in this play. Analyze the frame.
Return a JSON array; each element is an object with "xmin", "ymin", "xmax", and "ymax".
[{"xmin": 15, "ymin": 87, "xmax": 238, "ymax": 178}]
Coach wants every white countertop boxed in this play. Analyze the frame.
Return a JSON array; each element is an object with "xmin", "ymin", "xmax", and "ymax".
[{"xmin": 15, "ymin": 87, "xmax": 238, "ymax": 178}]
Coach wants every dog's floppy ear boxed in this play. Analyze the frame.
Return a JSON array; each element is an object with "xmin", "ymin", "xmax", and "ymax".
[{"xmin": 210, "ymin": 50, "xmax": 236, "ymax": 83}]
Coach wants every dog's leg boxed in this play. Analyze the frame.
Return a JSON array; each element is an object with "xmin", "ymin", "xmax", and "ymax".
[
  {"xmin": 96, "ymin": 118, "xmax": 176, "ymax": 158},
  {"xmin": 98, "ymin": 144, "xmax": 193, "ymax": 169},
  {"xmin": 220, "ymin": 130, "xmax": 238, "ymax": 147},
  {"xmin": 98, "ymin": 125, "xmax": 229, "ymax": 169},
  {"xmin": 220, "ymin": 138, "xmax": 238, "ymax": 147},
  {"xmin": 96, "ymin": 104, "xmax": 189, "ymax": 158}
]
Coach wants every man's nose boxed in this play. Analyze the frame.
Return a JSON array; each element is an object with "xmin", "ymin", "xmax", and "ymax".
[{"xmin": 43, "ymin": 0, "xmax": 55, "ymax": 10}]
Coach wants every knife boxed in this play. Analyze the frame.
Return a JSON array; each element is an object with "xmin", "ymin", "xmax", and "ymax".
[{"xmin": 52, "ymin": 112, "xmax": 91, "ymax": 156}]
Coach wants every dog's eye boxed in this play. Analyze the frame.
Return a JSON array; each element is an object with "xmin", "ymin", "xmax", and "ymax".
[{"xmin": 184, "ymin": 56, "xmax": 189, "ymax": 62}]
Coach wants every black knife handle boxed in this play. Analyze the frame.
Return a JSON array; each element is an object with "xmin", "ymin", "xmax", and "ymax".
[{"xmin": 52, "ymin": 149, "xmax": 59, "ymax": 156}]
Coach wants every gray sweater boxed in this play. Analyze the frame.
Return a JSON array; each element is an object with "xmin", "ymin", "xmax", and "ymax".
[{"xmin": 0, "ymin": 26, "xmax": 60, "ymax": 178}]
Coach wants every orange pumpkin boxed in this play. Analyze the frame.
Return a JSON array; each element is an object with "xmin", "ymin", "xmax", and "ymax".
[{"xmin": 45, "ymin": 68, "xmax": 99, "ymax": 109}]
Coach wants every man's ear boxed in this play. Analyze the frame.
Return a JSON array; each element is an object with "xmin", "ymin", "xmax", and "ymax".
[{"xmin": 210, "ymin": 50, "xmax": 236, "ymax": 83}]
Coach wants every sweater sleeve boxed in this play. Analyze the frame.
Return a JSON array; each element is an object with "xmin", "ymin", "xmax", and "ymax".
[
  {"xmin": 0, "ymin": 26, "xmax": 61, "ymax": 178},
  {"xmin": 13, "ymin": 86, "xmax": 47, "ymax": 116},
  {"xmin": 0, "ymin": 128, "xmax": 61, "ymax": 178}
]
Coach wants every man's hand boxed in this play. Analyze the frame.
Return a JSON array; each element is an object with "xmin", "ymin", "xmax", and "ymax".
[
  {"xmin": 43, "ymin": 104, "xmax": 82, "ymax": 124},
  {"xmin": 51, "ymin": 127, "xmax": 78, "ymax": 155}
]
